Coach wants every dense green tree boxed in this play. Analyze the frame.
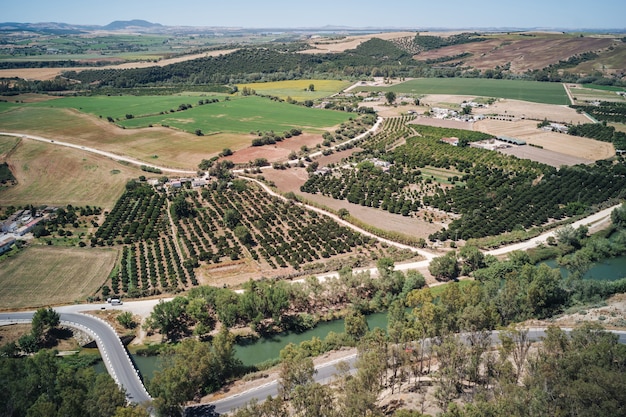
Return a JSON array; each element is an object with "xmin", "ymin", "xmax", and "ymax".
[
  {"xmin": 170, "ymin": 194, "xmax": 195, "ymax": 221},
  {"xmin": 292, "ymin": 382, "xmax": 337, "ymax": 417},
  {"xmin": 234, "ymin": 225, "xmax": 253, "ymax": 245},
  {"xmin": 116, "ymin": 312, "xmax": 135, "ymax": 329},
  {"xmin": 31, "ymin": 307, "xmax": 60, "ymax": 346},
  {"xmin": 385, "ymin": 91, "xmax": 397, "ymax": 105},
  {"xmin": 428, "ymin": 252, "xmax": 459, "ymax": 281},
  {"xmin": 278, "ymin": 343, "xmax": 316, "ymax": 400},
  {"xmin": 145, "ymin": 297, "xmax": 190, "ymax": 341},
  {"xmin": 344, "ymin": 309, "xmax": 369, "ymax": 342},
  {"xmin": 459, "ymin": 244, "xmax": 485, "ymax": 274}
]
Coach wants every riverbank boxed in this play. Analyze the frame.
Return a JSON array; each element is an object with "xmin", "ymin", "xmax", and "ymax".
[{"xmin": 199, "ymin": 346, "xmax": 358, "ymax": 404}]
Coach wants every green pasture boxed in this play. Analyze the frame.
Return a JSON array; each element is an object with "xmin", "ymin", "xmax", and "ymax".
[
  {"xmin": 581, "ymin": 84, "xmax": 626, "ymax": 92},
  {"xmin": 28, "ymin": 95, "xmax": 351, "ymax": 135},
  {"xmin": 0, "ymin": 101, "xmax": 19, "ymax": 113},
  {"xmin": 237, "ymin": 80, "xmax": 352, "ymax": 101},
  {"xmin": 360, "ymin": 78, "xmax": 570, "ymax": 105},
  {"xmin": 117, "ymin": 95, "xmax": 351, "ymax": 134},
  {"xmin": 31, "ymin": 94, "xmax": 225, "ymax": 120}
]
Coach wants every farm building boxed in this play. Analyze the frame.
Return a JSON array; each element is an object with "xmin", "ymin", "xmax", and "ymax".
[
  {"xmin": 192, "ymin": 179, "xmax": 207, "ymax": 187},
  {"xmin": 441, "ymin": 137, "xmax": 459, "ymax": 146},
  {"xmin": 542, "ymin": 123, "xmax": 569, "ymax": 133},
  {"xmin": 0, "ymin": 235, "xmax": 16, "ymax": 254},
  {"xmin": 470, "ymin": 139, "xmax": 511, "ymax": 151},
  {"xmin": 17, "ymin": 217, "xmax": 44, "ymax": 236},
  {"xmin": 497, "ymin": 135, "xmax": 526, "ymax": 145}
]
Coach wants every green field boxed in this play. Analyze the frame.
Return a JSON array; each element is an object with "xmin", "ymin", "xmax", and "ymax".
[
  {"xmin": 31, "ymin": 93, "xmax": 225, "ymax": 120},
  {"xmin": 29, "ymin": 95, "xmax": 351, "ymax": 135},
  {"xmin": 581, "ymin": 84, "xmax": 626, "ymax": 92},
  {"xmin": 237, "ymin": 80, "xmax": 352, "ymax": 101},
  {"xmin": 360, "ymin": 78, "xmax": 570, "ymax": 105}
]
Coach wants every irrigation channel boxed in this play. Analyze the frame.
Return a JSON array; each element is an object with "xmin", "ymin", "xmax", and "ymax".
[{"xmin": 99, "ymin": 253, "xmax": 626, "ymax": 383}]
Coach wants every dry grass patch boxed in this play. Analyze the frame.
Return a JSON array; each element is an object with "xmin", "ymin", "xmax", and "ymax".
[
  {"xmin": 0, "ymin": 246, "xmax": 118, "ymax": 310},
  {"xmin": 0, "ymin": 135, "xmax": 141, "ymax": 207},
  {"xmin": 0, "ymin": 106, "xmax": 246, "ymax": 169}
]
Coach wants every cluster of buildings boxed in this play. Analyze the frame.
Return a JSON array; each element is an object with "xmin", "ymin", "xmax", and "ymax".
[
  {"xmin": 146, "ymin": 176, "xmax": 209, "ymax": 190},
  {"xmin": 541, "ymin": 122, "xmax": 569, "ymax": 134},
  {"xmin": 440, "ymin": 136, "xmax": 526, "ymax": 150},
  {"xmin": 430, "ymin": 106, "xmax": 485, "ymax": 122},
  {"xmin": 0, "ymin": 207, "xmax": 55, "ymax": 254}
]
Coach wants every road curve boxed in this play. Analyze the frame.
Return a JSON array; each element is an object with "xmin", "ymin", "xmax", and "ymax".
[
  {"xmin": 203, "ymin": 327, "xmax": 626, "ymax": 414},
  {"xmin": 0, "ymin": 310, "xmax": 152, "ymax": 405}
]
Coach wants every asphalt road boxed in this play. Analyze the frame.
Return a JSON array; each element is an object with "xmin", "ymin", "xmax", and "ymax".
[{"xmin": 0, "ymin": 310, "xmax": 152, "ymax": 406}]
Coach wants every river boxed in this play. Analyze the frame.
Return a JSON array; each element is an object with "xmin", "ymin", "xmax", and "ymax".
[
  {"xmin": 103, "ymin": 254, "xmax": 626, "ymax": 382},
  {"xmin": 541, "ymin": 255, "xmax": 626, "ymax": 281},
  {"xmin": 93, "ymin": 311, "xmax": 389, "ymax": 382}
]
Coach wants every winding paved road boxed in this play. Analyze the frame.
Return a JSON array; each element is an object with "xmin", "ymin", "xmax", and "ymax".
[{"xmin": 0, "ymin": 308, "xmax": 152, "ymax": 406}]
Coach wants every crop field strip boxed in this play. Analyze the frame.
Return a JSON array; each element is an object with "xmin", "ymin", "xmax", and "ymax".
[
  {"xmin": 29, "ymin": 94, "xmax": 353, "ymax": 136},
  {"xmin": 359, "ymin": 78, "xmax": 571, "ymax": 105}
]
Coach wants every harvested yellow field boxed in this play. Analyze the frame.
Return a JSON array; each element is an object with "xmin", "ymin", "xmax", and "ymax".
[
  {"xmin": 236, "ymin": 79, "xmax": 351, "ymax": 101},
  {"xmin": 0, "ymin": 135, "xmax": 141, "ymax": 207},
  {"xmin": 474, "ymin": 119, "xmax": 615, "ymax": 161},
  {"xmin": 0, "ymin": 246, "xmax": 118, "ymax": 309}
]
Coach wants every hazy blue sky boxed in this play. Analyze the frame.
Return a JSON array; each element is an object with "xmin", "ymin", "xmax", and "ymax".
[{"xmin": 4, "ymin": 0, "xmax": 626, "ymax": 29}]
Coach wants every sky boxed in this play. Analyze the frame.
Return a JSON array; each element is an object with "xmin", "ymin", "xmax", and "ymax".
[{"xmin": 3, "ymin": 0, "xmax": 626, "ymax": 30}]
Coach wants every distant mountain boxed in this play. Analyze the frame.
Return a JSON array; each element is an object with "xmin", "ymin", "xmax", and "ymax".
[
  {"xmin": 102, "ymin": 20, "xmax": 163, "ymax": 31},
  {"xmin": 0, "ymin": 20, "xmax": 163, "ymax": 34},
  {"xmin": 0, "ymin": 21, "xmax": 93, "ymax": 34}
]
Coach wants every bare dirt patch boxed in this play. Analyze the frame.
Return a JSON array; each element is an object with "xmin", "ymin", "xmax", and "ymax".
[
  {"xmin": 410, "ymin": 116, "xmax": 476, "ymax": 130},
  {"xmin": 224, "ymin": 133, "xmax": 324, "ymax": 164},
  {"xmin": 499, "ymin": 145, "xmax": 592, "ymax": 167}
]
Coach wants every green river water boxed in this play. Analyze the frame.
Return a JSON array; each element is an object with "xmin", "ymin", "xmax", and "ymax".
[{"xmin": 96, "ymin": 255, "xmax": 626, "ymax": 382}]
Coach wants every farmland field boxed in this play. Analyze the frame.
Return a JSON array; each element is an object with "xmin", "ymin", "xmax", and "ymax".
[
  {"xmin": 0, "ymin": 135, "xmax": 142, "ymax": 207},
  {"xmin": 0, "ymin": 246, "xmax": 118, "ymax": 309},
  {"xmin": 236, "ymin": 80, "xmax": 352, "ymax": 101},
  {"xmin": 116, "ymin": 95, "xmax": 351, "ymax": 134},
  {"xmin": 30, "ymin": 94, "xmax": 227, "ymax": 120},
  {"xmin": 359, "ymin": 78, "xmax": 570, "ymax": 105},
  {"xmin": 18, "ymin": 94, "xmax": 351, "ymax": 135},
  {"xmin": 0, "ymin": 95, "xmax": 349, "ymax": 168},
  {"xmin": 568, "ymin": 84, "xmax": 626, "ymax": 104}
]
